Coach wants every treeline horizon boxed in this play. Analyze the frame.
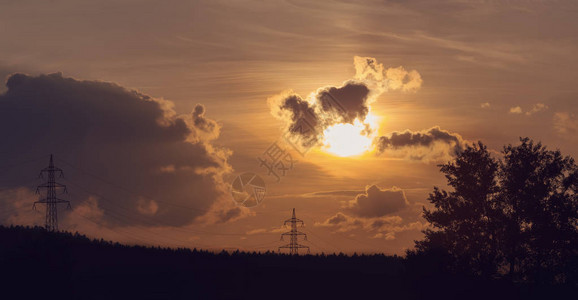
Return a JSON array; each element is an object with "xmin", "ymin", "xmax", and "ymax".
[
  {"xmin": 1, "ymin": 224, "xmax": 575, "ymax": 299},
  {"xmin": 0, "ymin": 224, "xmax": 392, "ymax": 257}
]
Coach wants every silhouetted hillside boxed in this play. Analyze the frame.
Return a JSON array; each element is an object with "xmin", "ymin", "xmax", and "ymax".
[{"xmin": 0, "ymin": 225, "xmax": 573, "ymax": 299}]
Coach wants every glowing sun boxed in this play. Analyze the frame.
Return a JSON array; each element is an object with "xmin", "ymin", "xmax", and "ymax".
[{"xmin": 322, "ymin": 118, "xmax": 377, "ymax": 157}]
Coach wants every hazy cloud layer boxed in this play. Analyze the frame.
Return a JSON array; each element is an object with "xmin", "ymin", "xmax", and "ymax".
[
  {"xmin": 375, "ymin": 126, "xmax": 466, "ymax": 162},
  {"xmin": 314, "ymin": 184, "xmax": 426, "ymax": 240},
  {"xmin": 0, "ymin": 73, "xmax": 243, "ymax": 227},
  {"xmin": 554, "ymin": 112, "xmax": 578, "ymax": 138},
  {"xmin": 315, "ymin": 212, "xmax": 427, "ymax": 241},
  {"xmin": 305, "ymin": 190, "xmax": 364, "ymax": 198},
  {"xmin": 526, "ymin": 103, "xmax": 548, "ymax": 115}
]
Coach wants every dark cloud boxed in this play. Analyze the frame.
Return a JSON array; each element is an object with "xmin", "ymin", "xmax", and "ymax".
[
  {"xmin": 316, "ymin": 82, "xmax": 371, "ymax": 124},
  {"xmin": 375, "ymin": 126, "xmax": 466, "ymax": 161},
  {"xmin": 368, "ymin": 217, "xmax": 403, "ymax": 231},
  {"xmin": 268, "ymin": 92, "xmax": 322, "ymax": 151},
  {"xmin": 281, "ymin": 94, "xmax": 319, "ymax": 134},
  {"xmin": 316, "ymin": 212, "xmax": 364, "ymax": 231},
  {"xmin": 346, "ymin": 185, "xmax": 409, "ymax": 218},
  {"xmin": 0, "ymin": 73, "xmax": 240, "ymax": 227},
  {"xmin": 269, "ymin": 81, "xmax": 372, "ymax": 150},
  {"xmin": 191, "ymin": 104, "xmax": 219, "ymax": 137},
  {"xmin": 213, "ymin": 206, "xmax": 250, "ymax": 224},
  {"xmin": 269, "ymin": 56, "xmax": 422, "ymax": 152}
]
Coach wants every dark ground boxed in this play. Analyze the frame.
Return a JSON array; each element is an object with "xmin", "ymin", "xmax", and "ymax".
[{"xmin": 0, "ymin": 225, "xmax": 573, "ymax": 300}]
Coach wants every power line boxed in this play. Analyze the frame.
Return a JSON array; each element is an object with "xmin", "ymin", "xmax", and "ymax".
[
  {"xmin": 0, "ymin": 155, "xmax": 47, "ymax": 170},
  {"xmin": 305, "ymin": 228, "xmax": 342, "ymax": 254},
  {"xmin": 68, "ymin": 210, "xmax": 168, "ymax": 246},
  {"xmin": 53, "ymin": 158, "xmax": 266, "ymax": 237},
  {"xmin": 55, "ymin": 157, "xmax": 266, "ymax": 216},
  {"xmin": 63, "ymin": 177, "xmax": 248, "ymax": 237},
  {"xmin": 0, "ymin": 155, "xmax": 341, "ymax": 253}
]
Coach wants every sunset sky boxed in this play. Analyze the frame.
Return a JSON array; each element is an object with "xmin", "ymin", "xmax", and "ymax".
[{"xmin": 1, "ymin": 0, "xmax": 577, "ymax": 255}]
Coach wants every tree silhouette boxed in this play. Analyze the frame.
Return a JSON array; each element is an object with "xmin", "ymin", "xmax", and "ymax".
[
  {"xmin": 416, "ymin": 142, "xmax": 500, "ymax": 277},
  {"xmin": 498, "ymin": 138, "xmax": 578, "ymax": 283},
  {"xmin": 417, "ymin": 138, "xmax": 578, "ymax": 284}
]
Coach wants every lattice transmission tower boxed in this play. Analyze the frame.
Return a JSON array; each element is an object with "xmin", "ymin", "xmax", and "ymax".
[
  {"xmin": 33, "ymin": 154, "xmax": 70, "ymax": 231},
  {"xmin": 278, "ymin": 208, "xmax": 310, "ymax": 255}
]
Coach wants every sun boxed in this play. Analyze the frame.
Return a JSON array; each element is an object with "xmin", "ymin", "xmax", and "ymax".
[{"xmin": 322, "ymin": 119, "xmax": 375, "ymax": 157}]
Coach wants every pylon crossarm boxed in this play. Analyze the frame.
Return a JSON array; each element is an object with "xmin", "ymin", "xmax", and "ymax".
[
  {"xmin": 283, "ymin": 218, "xmax": 304, "ymax": 225},
  {"xmin": 36, "ymin": 182, "xmax": 67, "ymax": 190},
  {"xmin": 54, "ymin": 198, "xmax": 70, "ymax": 204},
  {"xmin": 41, "ymin": 166, "xmax": 63, "ymax": 173},
  {"xmin": 34, "ymin": 198, "xmax": 70, "ymax": 204}
]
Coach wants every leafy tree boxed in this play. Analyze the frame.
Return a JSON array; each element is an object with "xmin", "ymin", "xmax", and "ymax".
[
  {"xmin": 498, "ymin": 138, "xmax": 578, "ymax": 283},
  {"xmin": 417, "ymin": 138, "xmax": 578, "ymax": 284},
  {"xmin": 416, "ymin": 141, "xmax": 500, "ymax": 277}
]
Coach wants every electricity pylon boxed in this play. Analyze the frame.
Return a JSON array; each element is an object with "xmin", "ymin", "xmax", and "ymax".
[
  {"xmin": 278, "ymin": 208, "xmax": 310, "ymax": 255},
  {"xmin": 33, "ymin": 154, "xmax": 70, "ymax": 231}
]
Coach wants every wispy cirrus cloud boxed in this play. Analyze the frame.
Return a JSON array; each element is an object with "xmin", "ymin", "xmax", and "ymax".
[{"xmin": 553, "ymin": 112, "xmax": 578, "ymax": 138}]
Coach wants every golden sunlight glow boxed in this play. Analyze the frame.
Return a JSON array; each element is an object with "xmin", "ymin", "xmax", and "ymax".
[{"xmin": 322, "ymin": 119, "xmax": 375, "ymax": 157}]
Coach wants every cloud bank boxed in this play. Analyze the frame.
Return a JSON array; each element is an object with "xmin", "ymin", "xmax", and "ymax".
[{"xmin": 0, "ymin": 73, "xmax": 244, "ymax": 227}]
